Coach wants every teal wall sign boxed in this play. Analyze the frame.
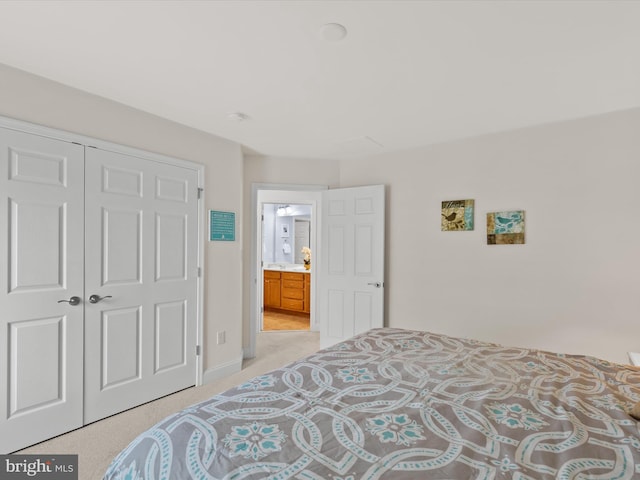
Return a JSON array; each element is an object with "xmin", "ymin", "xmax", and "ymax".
[{"xmin": 210, "ymin": 210, "xmax": 235, "ymax": 241}]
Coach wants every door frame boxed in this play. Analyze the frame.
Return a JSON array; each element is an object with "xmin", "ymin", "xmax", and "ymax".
[
  {"xmin": 247, "ymin": 183, "xmax": 326, "ymax": 359},
  {"xmin": 0, "ymin": 114, "xmax": 206, "ymax": 386}
]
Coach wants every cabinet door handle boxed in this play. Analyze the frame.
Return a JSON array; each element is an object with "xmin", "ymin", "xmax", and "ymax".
[
  {"xmin": 58, "ymin": 296, "xmax": 81, "ymax": 306},
  {"xmin": 367, "ymin": 282, "xmax": 382, "ymax": 288},
  {"xmin": 89, "ymin": 294, "xmax": 112, "ymax": 304}
]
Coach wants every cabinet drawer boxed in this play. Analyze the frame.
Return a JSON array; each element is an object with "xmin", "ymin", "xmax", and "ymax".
[
  {"xmin": 283, "ymin": 279, "xmax": 302, "ymax": 289},
  {"xmin": 264, "ymin": 270, "xmax": 281, "ymax": 279},
  {"xmin": 282, "ymin": 272, "xmax": 303, "ymax": 281},
  {"xmin": 282, "ymin": 287, "xmax": 303, "ymax": 300},
  {"xmin": 281, "ymin": 298, "xmax": 303, "ymax": 311}
]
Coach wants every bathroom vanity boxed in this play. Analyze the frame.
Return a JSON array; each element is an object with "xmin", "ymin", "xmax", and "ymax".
[{"xmin": 263, "ymin": 265, "xmax": 310, "ymax": 314}]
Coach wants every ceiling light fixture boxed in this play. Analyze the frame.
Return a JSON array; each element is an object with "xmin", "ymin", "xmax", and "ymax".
[
  {"xmin": 277, "ymin": 205, "xmax": 292, "ymax": 216},
  {"xmin": 320, "ymin": 23, "xmax": 347, "ymax": 42},
  {"xmin": 227, "ymin": 112, "xmax": 250, "ymax": 122}
]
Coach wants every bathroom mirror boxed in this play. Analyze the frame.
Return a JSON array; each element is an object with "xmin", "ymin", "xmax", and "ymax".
[{"xmin": 262, "ymin": 203, "xmax": 312, "ymax": 265}]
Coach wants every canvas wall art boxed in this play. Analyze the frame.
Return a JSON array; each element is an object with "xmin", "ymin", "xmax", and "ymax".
[
  {"xmin": 441, "ymin": 199, "xmax": 474, "ymax": 231},
  {"xmin": 487, "ymin": 210, "xmax": 525, "ymax": 244}
]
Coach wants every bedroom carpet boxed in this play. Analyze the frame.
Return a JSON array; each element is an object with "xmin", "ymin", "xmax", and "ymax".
[{"xmin": 15, "ymin": 331, "xmax": 320, "ymax": 480}]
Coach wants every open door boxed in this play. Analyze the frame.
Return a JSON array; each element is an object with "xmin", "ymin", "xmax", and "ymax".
[{"xmin": 318, "ymin": 185, "xmax": 385, "ymax": 349}]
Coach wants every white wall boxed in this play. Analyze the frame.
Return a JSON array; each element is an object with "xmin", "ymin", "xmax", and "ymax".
[
  {"xmin": 0, "ymin": 63, "xmax": 244, "ymax": 375},
  {"xmin": 339, "ymin": 108, "xmax": 640, "ymax": 364}
]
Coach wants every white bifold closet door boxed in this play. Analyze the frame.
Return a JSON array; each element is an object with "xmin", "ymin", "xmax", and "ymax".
[
  {"xmin": 83, "ymin": 148, "xmax": 198, "ymax": 424},
  {"xmin": 0, "ymin": 128, "xmax": 85, "ymax": 453},
  {"xmin": 0, "ymin": 127, "xmax": 199, "ymax": 453}
]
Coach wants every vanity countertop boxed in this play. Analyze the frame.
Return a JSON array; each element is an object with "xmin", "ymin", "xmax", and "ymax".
[{"xmin": 264, "ymin": 263, "xmax": 310, "ymax": 273}]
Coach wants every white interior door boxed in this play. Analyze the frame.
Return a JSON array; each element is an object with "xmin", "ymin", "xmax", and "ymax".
[
  {"xmin": 318, "ymin": 185, "xmax": 385, "ymax": 349},
  {"xmin": 83, "ymin": 148, "xmax": 199, "ymax": 423},
  {"xmin": 0, "ymin": 128, "xmax": 85, "ymax": 453}
]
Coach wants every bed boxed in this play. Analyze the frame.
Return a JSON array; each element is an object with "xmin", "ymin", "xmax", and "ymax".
[{"xmin": 104, "ymin": 328, "xmax": 640, "ymax": 479}]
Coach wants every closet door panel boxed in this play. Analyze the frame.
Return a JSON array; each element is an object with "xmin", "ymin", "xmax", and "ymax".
[
  {"xmin": 84, "ymin": 148, "xmax": 198, "ymax": 423},
  {"xmin": 102, "ymin": 207, "xmax": 142, "ymax": 285},
  {"xmin": 0, "ymin": 127, "xmax": 84, "ymax": 453}
]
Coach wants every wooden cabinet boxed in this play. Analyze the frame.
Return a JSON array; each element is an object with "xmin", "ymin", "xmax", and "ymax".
[
  {"xmin": 264, "ymin": 270, "xmax": 281, "ymax": 308},
  {"xmin": 304, "ymin": 274, "xmax": 310, "ymax": 313},
  {"xmin": 263, "ymin": 270, "xmax": 310, "ymax": 314},
  {"xmin": 281, "ymin": 272, "xmax": 304, "ymax": 311}
]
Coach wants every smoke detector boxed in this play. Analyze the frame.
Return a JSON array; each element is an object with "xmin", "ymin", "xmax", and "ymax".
[
  {"xmin": 227, "ymin": 112, "xmax": 250, "ymax": 122},
  {"xmin": 320, "ymin": 23, "xmax": 347, "ymax": 42}
]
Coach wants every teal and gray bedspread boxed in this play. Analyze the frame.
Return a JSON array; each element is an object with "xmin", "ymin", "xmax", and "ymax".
[{"xmin": 104, "ymin": 328, "xmax": 640, "ymax": 479}]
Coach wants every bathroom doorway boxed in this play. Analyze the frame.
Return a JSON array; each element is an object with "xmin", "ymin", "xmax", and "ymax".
[
  {"xmin": 247, "ymin": 185, "xmax": 325, "ymax": 360},
  {"xmin": 262, "ymin": 203, "xmax": 311, "ymax": 332}
]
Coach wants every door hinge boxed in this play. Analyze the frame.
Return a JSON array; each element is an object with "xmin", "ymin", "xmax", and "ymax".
[
  {"xmin": 197, "ymin": 267, "xmax": 202, "ymax": 277},
  {"xmin": 197, "ymin": 187, "xmax": 204, "ymax": 199},
  {"xmin": 196, "ymin": 345, "xmax": 201, "ymax": 356}
]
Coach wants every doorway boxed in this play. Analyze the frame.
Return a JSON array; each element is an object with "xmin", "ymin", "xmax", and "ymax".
[
  {"xmin": 247, "ymin": 185, "xmax": 325, "ymax": 359},
  {"xmin": 247, "ymin": 184, "xmax": 386, "ymax": 359},
  {"xmin": 262, "ymin": 203, "xmax": 311, "ymax": 332}
]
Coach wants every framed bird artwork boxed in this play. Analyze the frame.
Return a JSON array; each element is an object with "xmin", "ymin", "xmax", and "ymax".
[
  {"xmin": 487, "ymin": 210, "xmax": 525, "ymax": 244},
  {"xmin": 441, "ymin": 199, "xmax": 474, "ymax": 231}
]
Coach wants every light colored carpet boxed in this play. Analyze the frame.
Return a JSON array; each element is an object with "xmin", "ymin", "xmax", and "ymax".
[{"xmin": 16, "ymin": 331, "xmax": 320, "ymax": 480}]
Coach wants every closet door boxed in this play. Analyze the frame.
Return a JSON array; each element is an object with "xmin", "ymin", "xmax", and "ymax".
[
  {"xmin": 83, "ymin": 148, "xmax": 199, "ymax": 423},
  {"xmin": 0, "ymin": 128, "xmax": 85, "ymax": 453}
]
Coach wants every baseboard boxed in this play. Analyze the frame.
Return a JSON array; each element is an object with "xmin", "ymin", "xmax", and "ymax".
[{"xmin": 202, "ymin": 350, "xmax": 244, "ymax": 385}]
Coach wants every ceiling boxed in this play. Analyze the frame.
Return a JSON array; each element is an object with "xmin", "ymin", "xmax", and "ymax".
[{"xmin": 0, "ymin": 1, "xmax": 639, "ymax": 160}]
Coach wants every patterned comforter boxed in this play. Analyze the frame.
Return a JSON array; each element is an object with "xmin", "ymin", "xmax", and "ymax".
[{"xmin": 104, "ymin": 328, "xmax": 640, "ymax": 479}]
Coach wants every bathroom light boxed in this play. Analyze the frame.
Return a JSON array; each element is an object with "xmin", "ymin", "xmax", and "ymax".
[{"xmin": 277, "ymin": 205, "xmax": 293, "ymax": 216}]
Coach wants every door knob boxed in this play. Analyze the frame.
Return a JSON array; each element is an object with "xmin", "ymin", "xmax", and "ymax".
[
  {"xmin": 89, "ymin": 294, "xmax": 112, "ymax": 304},
  {"xmin": 367, "ymin": 282, "xmax": 382, "ymax": 288},
  {"xmin": 58, "ymin": 296, "xmax": 81, "ymax": 306}
]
